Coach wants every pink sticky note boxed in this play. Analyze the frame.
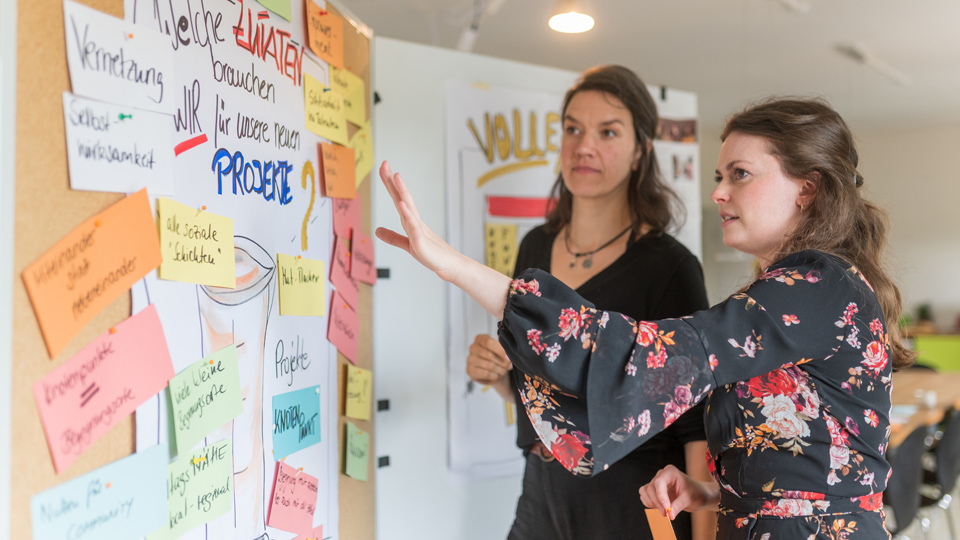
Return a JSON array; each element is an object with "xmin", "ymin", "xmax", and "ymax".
[
  {"xmin": 327, "ymin": 290, "xmax": 358, "ymax": 364},
  {"xmin": 350, "ymin": 230, "xmax": 376, "ymax": 285},
  {"xmin": 267, "ymin": 461, "xmax": 319, "ymax": 535},
  {"xmin": 293, "ymin": 525, "xmax": 324, "ymax": 540},
  {"xmin": 330, "ymin": 235, "xmax": 359, "ymax": 309},
  {"xmin": 33, "ymin": 305, "xmax": 174, "ymax": 473},
  {"xmin": 332, "ymin": 195, "xmax": 361, "ymax": 239}
]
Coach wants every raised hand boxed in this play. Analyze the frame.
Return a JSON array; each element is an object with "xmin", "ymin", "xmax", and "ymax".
[
  {"xmin": 375, "ymin": 161, "xmax": 466, "ymax": 283},
  {"xmin": 375, "ymin": 161, "xmax": 513, "ymax": 320},
  {"xmin": 466, "ymin": 334, "xmax": 512, "ymax": 386},
  {"xmin": 638, "ymin": 465, "xmax": 720, "ymax": 520}
]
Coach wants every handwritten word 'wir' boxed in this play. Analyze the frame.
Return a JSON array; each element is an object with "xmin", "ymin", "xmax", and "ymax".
[
  {"xmin": 233, "ymin": 1, "xmax": 303, "ymax": 86},
  {"xmin": 212, "ymin": 148, "xmax": 293, "ymax": 205}
]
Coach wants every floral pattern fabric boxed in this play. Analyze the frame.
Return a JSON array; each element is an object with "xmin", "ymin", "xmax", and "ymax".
[{"xmin": 498, "ymin": 250, "xmax": 893, "ymax": 538}]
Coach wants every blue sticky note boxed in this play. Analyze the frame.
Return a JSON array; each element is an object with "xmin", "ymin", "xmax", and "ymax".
[
  {"xmin": 272, "ymin": 385, "xmax": 321, "ymax": 459},
  {"xmin": 31, "ymin": 444, "xmax": 167, "ymax": 540}
]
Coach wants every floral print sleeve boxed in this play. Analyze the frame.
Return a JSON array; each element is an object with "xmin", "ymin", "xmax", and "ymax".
[{"xmin": 498, "ymin": 250, "xmax": 893, "ymax": 525}]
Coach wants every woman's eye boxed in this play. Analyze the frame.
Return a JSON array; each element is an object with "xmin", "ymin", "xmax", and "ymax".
[
  {"xmin": 564, "ymin": 125, "xmax": 579, "ymax": 135},
  {"xmin": 601, "ymin": 129, "xmax": 617, "ymax": 138},
  {"xmin": 714, "ymin": 174, "xmax": 723, "ymax": 183},
  {"xmin": 734, "ymin": 168, "xmax": 749, "ymax": 180}
]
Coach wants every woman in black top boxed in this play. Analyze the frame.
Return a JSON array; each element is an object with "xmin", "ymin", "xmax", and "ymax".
[{"xmin": 464, "ymin": 66, "xmax": 715, "ymax": 540}]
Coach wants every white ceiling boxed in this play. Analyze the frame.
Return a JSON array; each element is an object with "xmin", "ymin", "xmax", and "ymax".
[{"xmin": 347, "ymin": 0, "xmax": 960, "ymax": 131}]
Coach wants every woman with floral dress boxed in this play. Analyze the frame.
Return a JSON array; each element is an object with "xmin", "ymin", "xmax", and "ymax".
[{"xmin": 375, "ymin": 98, "xmax": 914, "ymax": 539}]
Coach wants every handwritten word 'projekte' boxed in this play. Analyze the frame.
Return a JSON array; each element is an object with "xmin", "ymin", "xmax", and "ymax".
[{"xmin": 212, "ymin": 148, "xmax": 294, "ymax": 205}]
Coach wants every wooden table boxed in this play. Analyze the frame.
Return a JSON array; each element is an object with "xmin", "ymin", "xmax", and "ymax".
[{"xmin": 888, "ymin": 371, "xmax": 960, "ymax": 446}]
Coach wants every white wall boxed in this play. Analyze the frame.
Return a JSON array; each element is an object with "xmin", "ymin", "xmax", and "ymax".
[
  {"xmin": 698, "ymin": 124, "xmax": 960, "ymax": 330},
  {"xmin": 0, "ymin": 0, "xmax": 16, "ymax": 532},
  {"xmin": 372, "ymin": 37, "xmax": 579, "ymax": 540}
]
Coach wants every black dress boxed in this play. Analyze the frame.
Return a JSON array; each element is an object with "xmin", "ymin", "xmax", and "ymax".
[
  {"xmin": 500, "ymin": 250, "xmax": 892, "ymax": 539},
  {"xmin": 507, "ymin": 226, "xmax": 709, "ymax": 540}
]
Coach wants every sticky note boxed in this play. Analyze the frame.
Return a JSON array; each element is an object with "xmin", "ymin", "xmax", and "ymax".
[
  {"xmin": 168, "ymin": 345, "xmax": 243, "ymax": 456},
  {"xmin": 277, "ymin": 253, "xmax": 326, "ymax": 316},
  {"xmin": 272, "ymin": 386, "xmax": 322, "ymax": 459},
  {"xmin": 345, "ymin": 366, "xmax": 372, "ymax": 421},
  {"xmin": 347, "ymin": 122, "xmax": 374, "ymax": 186},
  {"xmin": 350, "ymin": 231, "xmax": 376, "ymax": 285},
  {"xmin": 63, "ymin": 0, "xmax": 174, "ymax": 114},
  {"xmin": 644, "ymin": 508, "xmax": 678, "ymax": 540},
  {"xmin": 305, "ymin": 1, "xmax": 344, "ymax": 69},
  {"xmin": 320, "ymin": 142, "xmax": 356, "ymax": 199},
  {"xmin": 293, "ymin": 525, "xmax": 324, "ymax": 540},
  {"xmin": 345, "ymin": 422, "xmax": 369, "ymax": 482},
  {"xmin": 157, "ymin": 198, "xmax": 236, "ymax": 288},
  {"xmin": 327, "ymin": 290, "xmax": 358, "ymax": 364},
  {"xmin": 266, "ymin": 461, "xmax": 318, "ymax": 534},
  {"xmin": 147, "ymin": 441, "xmax": 234, "ymax": 540},
  {"xmin": 331, "ymin": 67, "xmax": 366, "ymax": 127},
  {"xmin": 256, "ymin": 0, "xmax": 291, "ymax": 20},
  {"xmin": 332, "ymin": 195, "xmax": 361, "ymax": 239},
  {"xmin": 304, "ymin": 73, "xmax": 348, "ymax": 145},
  {"xmin": 22, "ymin": 188, "xmax": 161, "ymax": 358},
  {"xmin": 62, "ymin": 92, "xmax": 173, "ymax": 194},
  {"xmin": 329, "ymin": 235, "xmax": 359, "ymax": 309},
  {"xmin": 484, "ymin": 223, "xmax": 519, "ymax": 277},
  {"xmin": 31, "ymin": 444, "xmax": 167, "ymax": 540},
  {"xmin": 33, "ymin": 305, "xmax": 173, "ymax": 472}
]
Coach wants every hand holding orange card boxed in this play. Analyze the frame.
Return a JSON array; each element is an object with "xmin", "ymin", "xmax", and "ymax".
[
  {"xmin": 644, "ymin": 508, "xmax": 679, "ymax": 540},
  {"xmin": 32, "ymin": 305, "xmax": 174, "ymax": 472},
  {"xmin": 22, "ymin": 189, "xmax": 161, "ymax": 358},
  {"xmin": 320, "ymin": 142, "xmax": 356, "ymax": 199}
]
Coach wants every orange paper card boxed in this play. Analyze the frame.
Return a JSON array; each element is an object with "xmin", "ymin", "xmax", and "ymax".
[
  {"xmin": 350, "ymin": 231, "xmax": 376, "ymax": 285},
  {"xmin": 33, "ymin": 305, "xmax": 174, "ymax": 472},
  {"xmin": 329, "ymin": 235, "xmax": 358, "ymax": 309},
  {"xmin": 306, "ymin": 1, "xmax": 343, "ymax": 69},
  {"xmin": 327, "ymin": 290, "xmax": 358, "ymax": 364},
  {"xmin": 644, "ymin": 509, "xmax": 678, "ymax": 540},
  {"xmin": 22, "ymin": 189, "xmax": 161, "ymax": 358},
  {"xmin": 320, "ymin": 142, "xmax": 356, "ymax": 199}
]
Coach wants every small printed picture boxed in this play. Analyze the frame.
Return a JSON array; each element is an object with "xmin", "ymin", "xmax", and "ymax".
[
  {"xmin": 672, "ymin": 152, "xmax": 696, "ymax": 181},
  {"xmin": 658, "ymin": 118, "xmax": 698, "ymax": 143}
]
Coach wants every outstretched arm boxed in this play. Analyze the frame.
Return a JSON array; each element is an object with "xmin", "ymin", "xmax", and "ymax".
[{"xmin": 375, "ymin": 161, "xmax": 512, "ymax": 319}]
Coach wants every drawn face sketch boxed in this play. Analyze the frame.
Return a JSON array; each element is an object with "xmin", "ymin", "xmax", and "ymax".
[{"xmin": 198, "ymin": 236, "xmax": 276, "ymax": 539}]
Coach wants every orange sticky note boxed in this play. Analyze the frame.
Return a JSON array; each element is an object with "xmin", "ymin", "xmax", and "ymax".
[
  {"xmin": 320, "ymin": 142, "xmax": 356, "ymax": 199},
  {"xmin": 33, "ymin": 305, "xmax": 174, "ymax": 472},
  {"xmin": 329, "ymin": 235, "xmax": 358, "ymax": 309},
  {"xmin": 306, "ymin": 1, "xmax": 343, "ymax": 69},
  {"xmin": 22, "ymin": 189, "xmax": 161, "ymax": 358},
  {"xmin": 350, "ymin": 230, "xmax": 376, "ymax": 285},
  {"xmin": 327, "ymin": 290, "xmax": 358, "ymax": 364},
  {"xmin": 644, "ymin": 509, "xmax": 678, "ymax": 540}
]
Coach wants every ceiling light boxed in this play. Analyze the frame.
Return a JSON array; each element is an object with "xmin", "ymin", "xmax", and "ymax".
[
  {"xmin": 549, "ymin": 0, "xmax": 594, "ymax": 33},
  {"xmin": 835, "ymin": 42, "xmax": 913, "ymax": 86}
]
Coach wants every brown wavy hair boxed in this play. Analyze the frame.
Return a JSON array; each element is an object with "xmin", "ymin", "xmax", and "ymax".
[
  {"xmin": 544, "ymin": 65, "xmax": 682, "ymax": 237},
  {"xmin": 722, "ymin": 98, "xmax": 915, "ymax": 370}
]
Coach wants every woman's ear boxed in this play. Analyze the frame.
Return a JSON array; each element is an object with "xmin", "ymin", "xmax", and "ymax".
[
  {"xmin": 631, "ymin": 139, "xmax": 652, "ymax": 171},
  {"xmin": 797, "ymin": 174, "xmax": 819, "ymax": 207}
]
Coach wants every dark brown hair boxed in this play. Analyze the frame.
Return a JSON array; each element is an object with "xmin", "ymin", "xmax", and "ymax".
[
  {"xmin": 722, "ymin": 98, "xmax": 915, "ymax": 370},
  {"xmin": 544, "ymin": 65, "xmax": 682, "ymax": 237}
]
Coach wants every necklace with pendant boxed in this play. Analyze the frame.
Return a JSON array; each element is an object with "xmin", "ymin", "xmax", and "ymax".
[{"xmin": 564, "ymin": 225, "xmax": 632, "ymax": 269}]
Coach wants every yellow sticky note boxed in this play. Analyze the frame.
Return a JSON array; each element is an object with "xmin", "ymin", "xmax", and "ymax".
[
  {"xmin": 345, "ymin": 366, "xmax": 372, "ymax": 421},
  {"xmin": 276, "ymin": 253, "xmax": 326, "ymax": 316},
  {"xmin": 157, "ymin": 198, "xmax": 235, "ymax": 288},
  {"xmin": 331, "ymin": 67, "xmax": 366, "ymax": 127},
  {"xmin": 304, "ymin": 73, "xmax": 348, "ymax": 145},
  {"xmin": 644, "ymin": 509, "xmax": 678, "ymax": 540},
  {"xmin": 484, "ymin": 223, "xmax": 518, "ymax": 276},
  {"xmin": 348, "ymin": 122, "xmax": 374, "ymax": 187}
]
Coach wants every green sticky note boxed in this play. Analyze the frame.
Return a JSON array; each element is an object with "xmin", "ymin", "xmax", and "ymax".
[
  {"xmin": 168, "ymin": 345, "xmax": 243, "ymax": 456},
  {"xmin": 148, "ymin": 440, "xmax": 234, "ymax": 540},
  {"xmin": 345, "ymin": 422, "xmax": 369, "ymax": 482},
  {"xmin": 256, "ymin": 0, "xmax": 292, "ymax": 21}
]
